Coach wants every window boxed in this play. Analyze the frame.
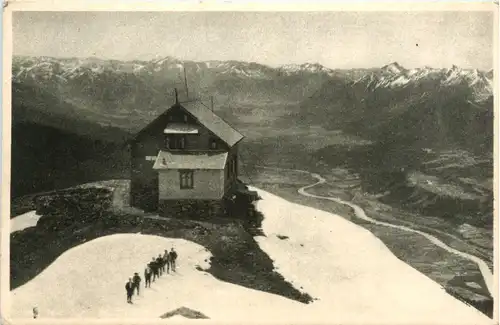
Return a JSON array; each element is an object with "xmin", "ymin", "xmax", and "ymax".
[
  {"xmin": 168, "ymin": 114, "xmax": 174, "ymax": 122},
  {"xmin": 183, "ymin": 114, "xmax": 188, "ymax": 122},
  {"xmin": 166, "ymin": 135, "xmax": 186, "ymax": 150},
  {"xmin": 232, "ymin": 158, "xmax": 237, "ymax": 176},
  {"xmin": 179, "ymin": 170, "xmax": 194, "ymax": 189},
  {"xmin": 210, "ymin": 139, "xmax": 218, "ymax": 149},
  {"xmin": 227, "ymin": 159, "xmax": 236, "ymax": 180},
  {"xmin": 132, "ymin": 162, "xmax": 142, "ymax": 173}
]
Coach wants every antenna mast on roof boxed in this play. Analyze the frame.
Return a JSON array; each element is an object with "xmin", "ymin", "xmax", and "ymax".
[
  {"xmin": 210, "ymin": 96, "xmax": 214, "ymax": 111},
  {"xmin": 183, "ymin": 65, "xmax": 189, "ymax": 100},
  {"xmin": 174, "ymin": 88, "xmax": 179, "ymax": 105}
]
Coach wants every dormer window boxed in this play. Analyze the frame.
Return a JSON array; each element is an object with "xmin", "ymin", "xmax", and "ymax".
[{"xmin": 166, "ymin": 135, "xmax": 186, "ymax": 150}]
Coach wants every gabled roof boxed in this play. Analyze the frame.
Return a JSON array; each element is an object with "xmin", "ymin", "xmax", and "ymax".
[
  {"xmin": 132, "ymin": 100, "xmax": 245, "ymax": 148},
  {"xmin": 181, "ymin": 101, "xmax": 244, "ymax": 147},
  {"xmin": 152, "ymin": 151, "xmax": 228, "ymax": 170}
]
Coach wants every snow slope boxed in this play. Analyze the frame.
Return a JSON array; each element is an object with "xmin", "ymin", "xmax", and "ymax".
[
  {"xmin": 10, "ymin": 211, "xmax": 42, "ymax": 233},
  {"xmin": 251, "ymin": 187, "xmax": 493, "ymax": 325},
  {"xmin": 9, "ymin": 234, "xmax": 307, "ymax": 322},
  {"xmin": 8, "ymin": 189, "xmax": 494, "ymax": 324}
]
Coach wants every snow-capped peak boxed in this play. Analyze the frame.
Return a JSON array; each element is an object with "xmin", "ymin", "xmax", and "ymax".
[
  {"xmin": 381, "ymin": 62, "xmax": 406, "ymax": 74},
  {"xmin": 278, "ymin": 62, "xmax": 334, "ymax": 75},
  {"xmin": 439, "ymin": 65, "xmax": 493, "ymax": 102},
  {"xmin": 443, "ymin": 66, "xmax": 487, "ymax": 86},
  {"xmin": 152, "ymin": 56, "xmax": 180, "ymax": 65}
]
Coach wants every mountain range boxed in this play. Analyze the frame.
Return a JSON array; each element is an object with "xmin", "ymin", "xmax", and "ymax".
[
  {"xmin": 299, "ymin": 61, "xmax": 493, "ymax": 157},
  {"xmin": 12, "ymin": 55, "xmax": 493, "ymax": 133},
  {"xmin": 11, "ymin": 55, "xmax": 494, "ymax": 199}
]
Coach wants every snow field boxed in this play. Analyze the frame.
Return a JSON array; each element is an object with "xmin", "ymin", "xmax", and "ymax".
[
  {"xmin": 10, "ymin": 211, "xmax": 42, "ymax": 233},
  {"xmin": 10, "ymin": 234, "xmax": 307, "ymax": 322},
  {"xmin": 251, "ymin": 187, "xmax": 493, "ymax": 325}
]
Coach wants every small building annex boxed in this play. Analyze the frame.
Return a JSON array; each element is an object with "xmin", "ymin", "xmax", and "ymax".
[{"xmin": 129, "ymin": 90, "xmax": 246, "ymax": 219}]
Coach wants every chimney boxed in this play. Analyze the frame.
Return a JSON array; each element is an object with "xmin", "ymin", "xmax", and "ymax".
[
  {"xmin": 174, "ymin": 88, "xmax": 179, "ymax": 105},
  {"xmin": 183, "ymin": 66, "xmax": 189, "ymax": 100}
]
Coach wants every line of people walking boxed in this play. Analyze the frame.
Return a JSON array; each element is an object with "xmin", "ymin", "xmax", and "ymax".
[{"xmin": 125, "ymin": 247, "xmax": 178, "ymax": 304}]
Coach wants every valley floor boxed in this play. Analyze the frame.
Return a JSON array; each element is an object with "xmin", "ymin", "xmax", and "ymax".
[{"xmin": 9, "ymin": 181, "xmax": 493, "ymax": 324}]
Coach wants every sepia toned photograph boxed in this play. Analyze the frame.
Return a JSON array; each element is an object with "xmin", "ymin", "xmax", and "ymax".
[{"xmin": 3, "ymin": 4, "xmax": 498, "ymax": 324}]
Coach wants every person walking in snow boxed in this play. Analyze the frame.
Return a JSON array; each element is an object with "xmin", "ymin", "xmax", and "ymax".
[
  {"xmin": 125, "ymin": 278, "xmax": 135, "ymax": 304},
  {"xmin": 132, "ymin": 272, "xmax": 142, "ymax": 295},
  {"xmin": 144, "ymin": 266, "xmax": 152, "ymax": 288},
  {"xmin": 156, "ymin": 254, "xmax": 164, "ymax": 276},
  {"xmin": 33, "ymin": 307, "xmax": 39, "ymax": 319},
  {"xmin": 149, "ymin": 257, "xmax": 159, "ymax": 282},
  {"xmin": 160, "ymin": 251, "xmax": 168, "ymax": 274},
  {"xmin": 162, "ymin": 253, "xmax": 168, "ymax": 274},
  {"xmin": 163, "ymin": 249, "xmax": 171, "ymax": 274},
  {"xmin": 169, "ymin": 248, "xmax": 178, "ymax": 272}
]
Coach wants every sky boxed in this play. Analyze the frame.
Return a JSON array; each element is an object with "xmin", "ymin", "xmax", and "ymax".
[{"xmin": 13, "ymin": 11, "xmax": 494, "ymax": 70}]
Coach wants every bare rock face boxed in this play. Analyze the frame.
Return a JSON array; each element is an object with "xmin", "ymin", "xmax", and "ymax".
[
  {"xmin": 159, "ymin": 306, "xmax": 209, "ymax": 319},
  {"xmin": 34, "ymin": 187, "xmax": 113, "ymax": 232}
]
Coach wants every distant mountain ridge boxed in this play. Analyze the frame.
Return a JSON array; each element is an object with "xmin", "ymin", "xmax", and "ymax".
[
  {"xmin": 12, "ymin": 54, "xmax": 493, "ymax": 115},
  {"xmin": 13, "ymin": 55, "xmax": 493, "ymax": 81},
  {"xmin": 13, "ymin": 54, "xmax": 493, "ymax": 119},
  {"xmin": 300, "ymin": 59, "xmax": 493, "ymax": 157}
]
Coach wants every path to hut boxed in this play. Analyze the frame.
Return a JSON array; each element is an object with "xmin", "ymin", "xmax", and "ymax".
[
  {"xmin": 252, "ymin": 165, "xmax": 494, "ymax": 297},
  {"xmin": 109, "ymin": 180, "xmax": 148, "ymax": 216}
]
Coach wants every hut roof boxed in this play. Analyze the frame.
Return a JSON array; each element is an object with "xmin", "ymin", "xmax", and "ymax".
[{"xmin": 152, "ymin": 150, "xmax": 228, "ymax": 170}]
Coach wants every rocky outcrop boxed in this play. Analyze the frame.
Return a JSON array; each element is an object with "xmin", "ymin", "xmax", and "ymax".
[
  {"xmin": 160, "ymin": 307, "xmax": 209, "ymax": 319},
  {"xmin": 159, "ymin": 199, "xmax": 226, "ymax": 220},
  {"xmin": 34, "ymin": 187, "xmax": 113, "ymax": 232},
  {"xmin": 446, "ymin": 286, "xmax": 493, "ymax": 318},
  {"xmin": 158, "ymin": 183, "xmax": 261, "ymax": 224}
]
